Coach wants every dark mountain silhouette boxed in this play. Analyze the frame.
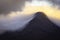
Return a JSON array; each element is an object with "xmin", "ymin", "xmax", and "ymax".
[{"xmin": 0, "ymin": 12, "xmax": 60, "ymax": 40}]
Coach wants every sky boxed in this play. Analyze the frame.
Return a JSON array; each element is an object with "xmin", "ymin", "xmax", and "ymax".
[
  {"xmin": 24, "ymin": 0, "xmax": 60, "ymax": 20},
  {"xmin": 1, "ymin": 0, "xmax": 59, "ymax": 23},
  {"xmin": 7, "ymin": 0, "xmax": 60, "ymax": 20}
]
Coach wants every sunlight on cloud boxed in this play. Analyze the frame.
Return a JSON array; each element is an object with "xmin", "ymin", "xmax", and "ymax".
[
  {"xmin": 30, "ymin": 0, "xmax": 50, "ymax": 6},
  {"xmin": 1, "ymin": 0, "xmax": 60, "ymax": 20},
  {"xmin": 23, "ymin": 0, "xmax": 60, "ymax": 20}
]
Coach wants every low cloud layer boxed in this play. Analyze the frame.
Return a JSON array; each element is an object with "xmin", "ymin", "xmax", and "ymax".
[
  {"xmin": 0, "ymin": 0, "xmax": 32, "ymax": 14},
  {"xmin": 0, "ymin": 0, "xmax": 34, "ymax": 33}
]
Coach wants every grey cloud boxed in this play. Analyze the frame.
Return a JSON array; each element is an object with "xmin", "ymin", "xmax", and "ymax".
[
  {"xmin": 47, "ymin": 0, "xmax": 60, "ymax": 9},
  {"xmin": 0, "ymin": 0, "xmax": 32, "ymax": 15}
]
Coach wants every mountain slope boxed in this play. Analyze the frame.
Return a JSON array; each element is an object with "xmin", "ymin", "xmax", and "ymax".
[{"xmin": 0, "ymin": 12, "xmax": 60, "ymax": 40}]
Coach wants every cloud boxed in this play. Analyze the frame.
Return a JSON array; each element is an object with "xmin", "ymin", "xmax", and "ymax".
[
  {"xmin": 0, "ymin": 0, "xmax": 32, "ymax": 14},
  {"xmin": 0, "ymin": 0, "xmax": 34, "ymax": 32},
  {"xmin": 47, "ymin": 0, "xmax": 60, "ymax": 9},
  {"xmin": 0, "ymin": 14, "xmax": 34, "ymax": 31}
]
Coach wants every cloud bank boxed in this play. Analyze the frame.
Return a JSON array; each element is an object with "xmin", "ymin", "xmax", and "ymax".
[{"xmin": 0, "ymin": 0, "xmax": 32, "ymax": 14}]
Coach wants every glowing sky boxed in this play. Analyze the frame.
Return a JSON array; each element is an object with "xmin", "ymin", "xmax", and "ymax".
[
  {"xmin": 23, "ymin": 0, "xmax": 60, "ymax": 20},
  {"xmin": 1, "ymin": 0, "xmax": 60, "ymax": 20}
]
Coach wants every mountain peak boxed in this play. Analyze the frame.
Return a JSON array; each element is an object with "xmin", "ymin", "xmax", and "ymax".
[{"xmin": 34, "ymin": 12, "xmax": 46, "ymax": 17}]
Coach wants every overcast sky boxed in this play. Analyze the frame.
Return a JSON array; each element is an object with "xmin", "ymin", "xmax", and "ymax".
[{"xmin": 0, "ymin": 0, "xmax": 32, "ymax": 14}]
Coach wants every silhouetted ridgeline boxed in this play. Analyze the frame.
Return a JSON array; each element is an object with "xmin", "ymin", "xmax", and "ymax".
[{"xmin": 0, "ymin": 12, "xmax": 60, "ymax": 40}]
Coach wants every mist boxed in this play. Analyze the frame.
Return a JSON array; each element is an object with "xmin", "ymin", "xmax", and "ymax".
[{"xmin": 0, "ymin": 0, "xmax": 33, "ymax": 33}]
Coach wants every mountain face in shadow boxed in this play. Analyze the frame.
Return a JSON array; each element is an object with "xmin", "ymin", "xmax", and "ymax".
[{"xmin": 0, "ymin": 12, "xmax": 60, "ymax": 40}]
